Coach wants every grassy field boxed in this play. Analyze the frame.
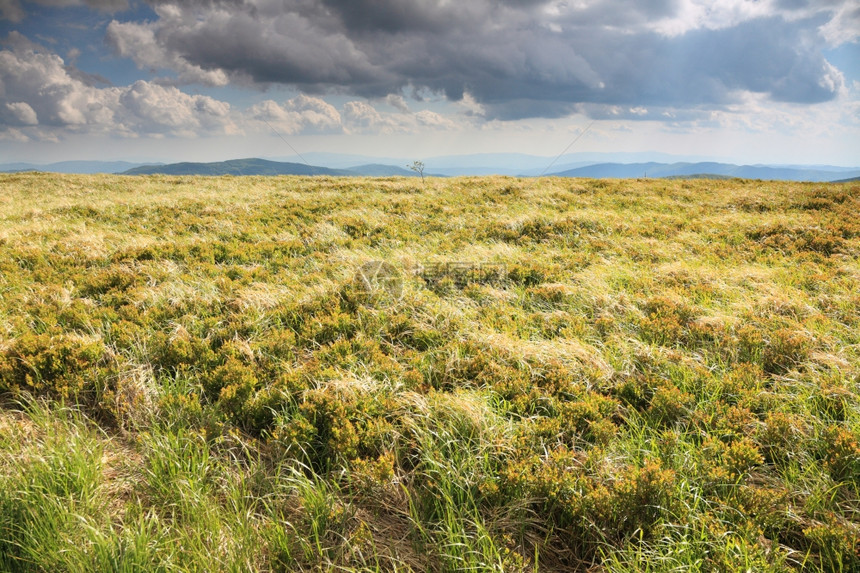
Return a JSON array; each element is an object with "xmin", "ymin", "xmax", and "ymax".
[{"xmin": 0, "ymin": 172, "xmax": 857, "ymax": 572}]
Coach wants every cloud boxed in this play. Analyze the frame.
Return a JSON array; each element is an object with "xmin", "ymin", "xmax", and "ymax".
[
  {"xmin": 0, "ymin": 32, "xmax": 462, "ymax": 142},
  {"xmin": 341, "ymin": 101, "xmax": 384, "ymax": 132},
  {"xmin": 4, "ymin": 101, "xmax": 38, "ymax": 124},
  {"xmin": 0, "ymin": 0, "xmax": 25, "ymax": 22},
  {"xmin": 384, "ymin": 94, "xmax": 410, "ymax": 113},
  {"xmin": 106, "ymin": 19, "xmax": 230, "ymax": 86},
  {"xmin": 1, "ymin": 0, "xmax": 128, "ymax": 21},
  {"xmin": 37, "ymin": 0, "xmax": 127, "ymax": 8},
  {"xmin": 128, "ymin": 2, "xmax": 388, "ymax": 90},
  {"xmin": 818, "ymin": 1, "xmax": 860, "ymax": 46},
  {"xmin": 247, "ymin": 95, "xmax": 342, "ymax": 135},
  {"xmin": 247, "ymin": 94, "xmax": 458, "ymax": 136},
  {"xmin": 413, "ymin": 109, "xmax": 458, "ymax": 128},
  {"xmin": 44, "ymin": 0, "xmax": 129, "ymax": 9},
  {"xmin": 0, "ymin": 33, "xmax": 236, "ymax": 139},
  {"xmin": 118, "ymin": 81, "xmax": 235, "ymax": 137},
  {"xmin": 96, "ymin": 0, "xmax": 857, "ymax": 121},
  {"xmin": 647, "ymin": 16, "xmax": 847, "ymax": 105},
  {"xmin": 3, "ymin": 0, "xmax": 856, "ymax": 151},
  {"xmin": 340, "ymin": 100, "xmax": 459, "ymax": 133}
]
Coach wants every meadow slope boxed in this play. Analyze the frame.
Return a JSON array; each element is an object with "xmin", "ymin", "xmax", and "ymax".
[{"xmin": 0, "ymin": 173, "xmax": 858, "ymax": 571}]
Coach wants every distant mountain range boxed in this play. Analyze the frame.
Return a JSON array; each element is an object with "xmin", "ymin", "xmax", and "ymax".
[
  {"xmin": 2, "ymin": 156, "xmax": 858, "ymax": 181},
  {"xmin": 121, "ymin": 159, "xmax": 426, "ymax": 177},
  {"xmin": 122, "ymin": 158, "xmax": 352, "ymax": 176},
  {"xmin": 119, "ymin": 158, "xmax": 860, "ymax": 181},
  {"xmin": 550, "ymin": 162, "xmax": 860, "ymax": 182},
  {"xmin": 0, "ymin": 160, "xmax": 152, "ymax": 174},
  {"xmin": 1, "ymin": 158, "xmax": 423, "ymax": 178}
]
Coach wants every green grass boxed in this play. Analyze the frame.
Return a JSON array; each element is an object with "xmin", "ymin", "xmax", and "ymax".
[{"xmin": 0, "ymin": 172, "xmax": 858, "ymax": 571}]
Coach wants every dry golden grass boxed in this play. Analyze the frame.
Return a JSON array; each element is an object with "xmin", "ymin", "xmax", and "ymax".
[{"xmin": 0, "ymin": 172, "xmax": 857, "ymax": 571}]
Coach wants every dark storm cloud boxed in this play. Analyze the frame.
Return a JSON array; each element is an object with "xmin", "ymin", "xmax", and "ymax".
[
  {"xmin": 166, "ymin": 13, "xmax": 385, "ymax": 87},
  {"xmin": 678, "ymin": 17, "xmax": 843, "ymax": 104},
  {"xmin": 553, "ymin": 15, "xmax": 843, "ymax": 110},
  {"xmin": 318, "ymin": 0, "xmax": 461, "ymax": 33},
  {"xmin": 104, "ymin": 0, "xmax": 852, "ymax": 119}
]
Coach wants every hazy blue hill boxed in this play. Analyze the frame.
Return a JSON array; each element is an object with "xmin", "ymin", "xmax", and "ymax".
[
  {"xmin": 552, "ymin": 162, "xmax": 664, "ymax": 178},
  {"xmin": 1, "ymin": 160, "xmax": 151, "ymax": 174},
  {"xmin": 551, "ymin": 162, "xmax": 860, "ymax": 182},
  {"xmin": 663, "ymin": 173, "xmax": 735, "ymax": 180},
  {"xmin": 122, "ymin": 158, "xmax": 445, "ymax": 177},
  {"xmin": 347, "ymin": 164, "xmax": 420, "ymax": 176},
  {"xmin": 5, "ymin": 155, "xmax": 858, "ymax": 180},
  {"xmin": 726, "ymin": 164, "xmax": 860, "ymax": 181},
  {"xmin": 0, "ymin": 162, "xmax": 38, "ymax": 172},
  {"xmin": 122, "ymin": 158, "xmax": 352, "ymax": 176}
]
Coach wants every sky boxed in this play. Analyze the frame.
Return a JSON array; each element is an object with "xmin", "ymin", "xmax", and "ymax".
[{"xmin": 1, "ymin": 0, "xmax": 859, "ymax": 166}]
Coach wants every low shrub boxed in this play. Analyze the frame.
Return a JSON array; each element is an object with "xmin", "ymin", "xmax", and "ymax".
[
  {"xmin": 762, "ymin": 328, "xmax": 812, "ymax": 374},
  {"xmin": 0, "ymin": 332, "xmax": 107, "ymax": 402},
  {"xmin": 818, "ymin": 425, "xmax": 860, "ymax": 484},
  {"xmin": 638, "ymin": 296, "xmax": 697, "ymax": 346}
]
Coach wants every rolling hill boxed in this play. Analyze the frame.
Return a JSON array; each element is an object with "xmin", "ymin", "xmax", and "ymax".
[
  {"xmin": 121, "ymin": 158, "xmax": 427, "ymax": 177},
  {"xmin": 121, "ymin": 158, "xmax": 352, "ymax": 176}
]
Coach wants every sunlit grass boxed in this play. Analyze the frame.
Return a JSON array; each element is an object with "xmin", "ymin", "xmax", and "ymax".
[{"xmin": 0, "ymin": 172, "xmax": 858, "ymax": 571}]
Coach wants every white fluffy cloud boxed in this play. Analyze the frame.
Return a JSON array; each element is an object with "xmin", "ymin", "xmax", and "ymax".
[
  {"xmin": 0, "ymin": 34, "xmax": 236, "ymax": 140},
  {"xmin": 384, "ymin": 94, "xmax": 410, "ymax": 113},
  {"xmin": 247, "ymin": 95, "xmax": 343, "ymax": 135},
  {"xmin": 118, "ymin": 81, "xmax": 236, "ymax": 137},
  {"xmin": 247, "ymin": 95, "xmax": 459, "ymax": 136},
  {"xmin": 106, "ymin": 19, "xmax": 229, "ymax": 86},
  {"xmin": 0, "ymin": 32, "xmax": 465, "ymax": 142},
  {"xmin": 340, "ymin": 100, "xmax": 458, "ymax": 133},
  {"xmin": 4, "ymin": 101, "xmax": 38, "ymax": 125},
  {"xmin": 650, "ymin": 0, "xmax": 778, "ymax": 36},
  {"xmin": 818, "ymin": 1, "xmax": 860, "ymax": 46}
]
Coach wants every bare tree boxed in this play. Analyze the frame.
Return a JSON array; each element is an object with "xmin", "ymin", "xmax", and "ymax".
[{"xmin": 407, "ymin": 160, "xmax": 425, "ymax": 184}]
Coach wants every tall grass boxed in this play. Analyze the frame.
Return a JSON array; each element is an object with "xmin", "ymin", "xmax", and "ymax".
[{"xmin": 0, "ymin": 173, "xmax": 857, "ymax": 571}]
